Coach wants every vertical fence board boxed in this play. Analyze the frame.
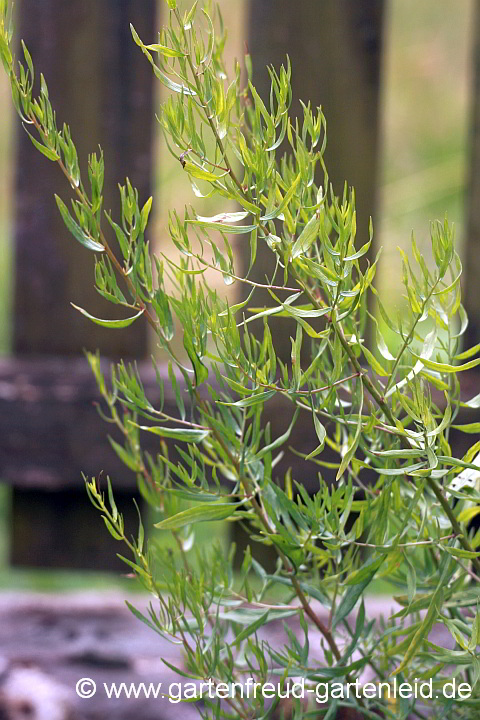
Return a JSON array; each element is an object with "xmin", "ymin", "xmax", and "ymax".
[
  {"xmin": 8, "ymin": 0, "xmax": 156, "ymax": 568},
  {"xmin": 13, "ymin": 0, "xmax": 155, "ymax": 357},
  {"xmin": 465, "ymin": 1, "xmax": 480, "ymax": 348},
  {"xmin": 245, "ymin": 0, "xmax": 385, "ymax": 358}
]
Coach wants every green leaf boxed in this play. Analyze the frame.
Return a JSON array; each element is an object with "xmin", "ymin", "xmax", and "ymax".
[
  {"xmin": 438, "ymin": 455, "xmax": 480, "ymax": 471},
  {"xmin": 343, "ymin": 239, "xmax": 372, "ymax": 262},
  {"xmin": 184, "ymin": 0, "xmax": 198, "ymax": 29},
  {"xmin": 336, "ymin": 381, "xmax": 364, "ymax": 480},
  {"xmin": 55, "ymin": 195, "xmax": 105, "ymax": 252},
  {"xmin": 452, "ymin": 423, "xmax": 480, "ymax": 434},
  {"xmin": 108, "ymin": 437, "xmax": 141, "ymax": 472},
  {"xmin": 457, "ymin": 506, "xmax": 480, "ymax": 523},
  {"xmin": 392, "ymin": 555, "xmax": 451, "ymax": 676},
  {"xmin": 130, "ymin": 422, "xmax": 209, "ymax": 443},
  {"xmin": 261, "ymin": 172, "xmax": 301, "ymax": 221},
  {"xmin": 125, "ymin": 601, "xmax": 178, "ymax": 641},
  {"xmin": 145, "ymin": 43, "xmax": 185, "ymax": 57},
  {"xmin": 232, "ymin": 610, "xmax": 269, "ymax": 646},
  {"xmin": 140, "ymin": 196, "xmax": 153, "ymax": 233},
  {"xmin": 155, "ymin": 502, "xmax": 236, "ymax": 529},
  {"xmin": 130, "ymin": 24, "xmax": 195, "ymax": 95},
  {"xmin": 71, "ymin": 304, "xmax": 144, "ymax": 327},
  {"xmin": 105, "ymin": 213, "xmax": 129, "ymax": 259},
  {"xmin": 333, "ymin": 561, "xmax": 382, "ymax": 629},
  {"xmin": 188, "ymin": 218, "xmax": 256, "ymax": 234},
  {"xmin": 306, "ymin": 404, "xmax": 326, "ymax": 460},
  {"xmin": 218, "ymin": 390, "xmax": 277, "ymax": 407},
  {"xmin": 103, "ymin": 517, "xmax": 123, "ymax": 541},
  {"xmin": 183, "ymin": 162, "xmax": 227, "ymax": 182},
  {"xmin": 444, "ymin": 546, "xmax": 480, "ymax": 559},
  {"xmin": 454, "ymin": 342, "xmax": 480, "ymax": 361},
  {"xmin": 362, "ymin": 345, "xmax": 389, "ymax": 376},
  {"xmin": 23, "ymin": 125, "xmax": 59, "ymax": 161},
  {"xmin": 392, "ymin": 590, "xmax": 443, "ymax": 677},
  {"xmin": 345, "ymin": 556, "xmax": 384, "ymax": 585},
  {"xmin": 217, "ymin": 607, "xmax": 298, "ymax": 624},
  {"xmin": 255, "ymin": 408, "xmax": 299, "ymax": 460},
  {"xmin": 195, "ymin": 211, "xmax": 250, "ymax": 224},
  {"xmin": 411, "ymin": 354, "xmax": 480, "ymax": 373},
  {"xmin": 372, "ymin": 449, "xmax": 426, "ymax": 459},
  {"xmin": 183, "ymin": 332, "xmax": 208, "ymax": 386},
  {"xmin": 291, "ymin": 215, "xmax": 321, "ymax": 258},
  {"xmin": 460, "ymin": 391, "xmax": 480, "ymax": 409}
]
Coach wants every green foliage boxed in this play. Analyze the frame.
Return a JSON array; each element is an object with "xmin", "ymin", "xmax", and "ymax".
[{"xmin": 2, "ymin": 0, "xmax": 480, "ymax": 716}]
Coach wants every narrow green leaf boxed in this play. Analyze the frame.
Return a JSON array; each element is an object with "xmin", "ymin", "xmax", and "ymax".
[
  {"xmin": 460, "ymin": 391, "xmax": 480, "ymax": 409},
  {"xmin": 372, "ymin": 449, "xmax": 426, "ymax": 459},
  {"xmin": 333, "ymin": 564, "xmax": 382, "ymax": 629},
  {"xmin": 291, "ymin": 215, "xmax": 321, "ymax": 259},
  {"xmin": 145, "ymin": 43, "xmax": 185, "ymax": 57},
  {"xmin": 195, "ymin": 211, "xmax": 250, "ymax": 224},
  {"xmin": 255, "ymin": 409, "xmax": 299, "ymax": 460},
  {"xmin": 105, "ymin": 213, "xmax": 129, "ymax": 259},
  {"xmin": 108, "ymin": 436, "xmax": 141, "ymax": 472},
  {"xmin": 23, "ymin": 125, "xmax": 59, "ymax": 161},
  {"xmin": 183, "ymin": 162, "xmax": 227, "ymax": 182},
  {"xmin": 457, "ymin": 506, "xmax": 480, "ymax": 523},
  {"xmin": 140, "ymin": 196, "xmax": 153, "ymax": 233},
  {"xmin": 232, "ymin": 610, "xmax": 269, "ymax": 646},
  {"xmin": 188, "ymin": 218, "xmax": 256, "ymax": 234},
  {"xmin": 306, "ymin": 404, "xmax": 326, "ymax": 460},
  {"xmin": 217, "ymin": 607, "xmax": 298, "ymax": 624},
  {"xmin": 362, "ymin": 345, "xmax": 389, "ymax": 376},
  {"xmin": 411, "ymin": 354, "xmax": 480, "ymax": 373},
  {"xmin": 103, "ymin": 517, "xmax": 123, "ymax": 541},
  {"xmin": 131, "ymin": 422, "xmax": 209, "ymax": 443},
  {"xmin": 336, "ymin": 382, "xmax": 364, "ymax": 480},
  {"xmin": 454, "ymin": 342, "xmax": 480, "ymax": 361},
  {"xmin": 343, "ymin": 239, "xmax": 372, "ymax": 262},
  {"xmin": 261, "ymin": 172, "xmax": 301, "ymax": 221},
  {"xmin": 71, "ymin": 304, "xmax": 144, "ymax": 328},
  {"xmin": 155, "ymin": 502, "xmax": 236, "ymax": 529},
  {"xmin": 444, "ymin": 546, "xmax": 480, "ymax": 559},
  {"xmin": 56, "ymin": 195, "xmax": 105, "ymax": 252},
  {"xmin": 218, "ymin": 390, "xmax": 276, "ymax": 407},
  {"xmin": 452, "ymin": 423, "xmax": 480, "ymax": 434}
]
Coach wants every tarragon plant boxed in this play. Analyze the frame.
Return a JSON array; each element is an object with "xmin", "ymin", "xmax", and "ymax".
[{"xmin": 2, "ymin": 1, "xmax": 480, "ymax": 717}]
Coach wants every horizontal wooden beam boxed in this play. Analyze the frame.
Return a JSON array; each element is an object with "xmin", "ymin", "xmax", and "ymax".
[
  {"xmin": 0, "ymin": 356, "xmax": 168, "ymax": 490},
  {"xmin": 1, "ymin": 356, "xmax": 479, "ymax": 493},
  {"xmin": 0, "ymin": 355, "xmax": 328, "ymax": 493}
]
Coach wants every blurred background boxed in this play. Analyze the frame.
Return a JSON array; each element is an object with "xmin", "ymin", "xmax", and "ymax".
[{"xmin": 0, "ymin": 0, "xmax": 477, "ymax": 590}]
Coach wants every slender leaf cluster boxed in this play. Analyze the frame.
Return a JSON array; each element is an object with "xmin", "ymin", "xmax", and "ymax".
[{"xmin": 2, "ymin": 0, "xmax": 480, "ymax": 717}]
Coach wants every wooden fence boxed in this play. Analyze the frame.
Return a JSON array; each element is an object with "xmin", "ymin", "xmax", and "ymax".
[{"xmin": 0, "ymin": 0, "xmax": 478, "ymax": 570}]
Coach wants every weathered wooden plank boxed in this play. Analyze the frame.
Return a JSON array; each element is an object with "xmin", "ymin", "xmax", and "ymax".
[
  {"xmin": 465, "ymin": 1, "xmax": 480, "ymax": 348},
  {"xmin": 0, "ymin": 356, "xmax": 166, "ymax": 490},
  {"xmin": 13, "ymin": 0, "xmax": 155, "ymax": 357},
  {"xmin": 1, "ymin": 355, "xmax": 479, "ymax": 568},
  {"xmin": 2, "ymin": 357, "xmax": 479, "ymax": 492},
  {"xmin": 245, "ymin": 0, "xmax": 385, "ymax": 357},
  {"xmin": 0, "ymin": 356, "xmax": 322, "ymax": 493},
  {"xmin": 7, "ymin": 0, "xmax": 156, "ymax": 570},
  {"xmin": 0, "ymin": 356, "xmax": 168, "ymax": 569}
]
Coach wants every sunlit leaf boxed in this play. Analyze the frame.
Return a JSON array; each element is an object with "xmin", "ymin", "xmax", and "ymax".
[{"xmin": 71, "ymin": 304, "xmax": 144, "ymax": 327}]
